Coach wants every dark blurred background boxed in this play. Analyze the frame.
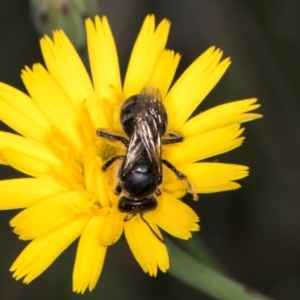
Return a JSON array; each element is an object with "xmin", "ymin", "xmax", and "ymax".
[{"xmin": 1, "ymin": 0, "xmax": 300, "ymax": 299}]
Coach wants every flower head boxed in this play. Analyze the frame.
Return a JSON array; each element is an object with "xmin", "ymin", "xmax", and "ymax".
[{"xmin": 0, "ymin": 15, "xmax": 261, "ymax": 293}]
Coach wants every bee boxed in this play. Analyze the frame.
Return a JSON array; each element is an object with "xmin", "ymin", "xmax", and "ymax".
[{"xmin": 97, "ymin": 84, "xmax": 196, "ymax": 242}]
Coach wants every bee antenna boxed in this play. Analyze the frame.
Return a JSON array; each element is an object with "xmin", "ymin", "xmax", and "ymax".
[{"xmin": 140, "ymin": 214, "xmax": 165, "ymax": 244}]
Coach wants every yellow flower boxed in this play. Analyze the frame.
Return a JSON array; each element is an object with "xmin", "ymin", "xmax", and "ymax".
[{"xmin": 0, "ymin": 15, "xmax": 261, "ymax": 293}]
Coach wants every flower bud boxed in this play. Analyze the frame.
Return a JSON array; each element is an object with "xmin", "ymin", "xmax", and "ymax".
[{"xmin": 29, "ymin": 0, "xmax": 99, "ymax": 50}]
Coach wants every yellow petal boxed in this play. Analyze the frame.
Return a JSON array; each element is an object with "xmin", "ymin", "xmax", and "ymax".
[
  {"xmin": 73, "ymin": 216, "xmax": 107, "ymax": 294},
  {"xmin": 99, "ymin": 205, "xmax": 124, "ymax": 246},
  {"xmin": 0, "ymin": 178, "xmax": 67, "ymax": 209},
  {"xmin": 181, "ymin": 99, "xmax": 262, "ymax": 137},
  {"xmin": 163, "ymin": 124, "xmax": 244, "ymax": 164},
  {"xmin": 21, "ymin": 64, "xmax": 83, "ymax": 150},
  {"xmin": 40, "ymin": 31, "xmax": 96, "ymax": 113},
  {"xmin": 0, "ymin": 131, "xmax": 63, "ymax": 167},
  {"xmin": 86, "ymin": 16, "xmax": 122, "ymax": 128},
  {"xmin": 164, "ymin": 47, "xmax": 231, "ymax": 130},
  {"xmin": 150, "ymin": 50, "xmax": 181, "ymax": 99},
  {"xmin": 150, "ymin": 193, "xmax": 199, "ymax": 240},
  {"xmin": 123, "ymin": 15, "xmax": 170, "ymax": 98},
  {"xmin": 0, "ymin": 83, "xmax": 51, "ymax": 142},
  {"xmin": 82, "ymin": 145, "xmax": 111, "ymax": 208},
  {"xmin": 124, "ymin": 216, "xmax": 169, "ymax": 276},
  {"xmin": 178, "ymin": 162, "xmax": 249, "ymax": 193},
  {"xmin": 1, "ymin": 150, "xmax": 48, "ymax": 178},
  {"xmin": 86, "ymin": 16, "xmax": 122, "ymax": 103},
  {"xmin": 10, "ymin": 216, "xmax": 89, "ymax": 284},
  {"xmin": 11, "ymin": 191, "xmax": 87, "ymax": 240}
]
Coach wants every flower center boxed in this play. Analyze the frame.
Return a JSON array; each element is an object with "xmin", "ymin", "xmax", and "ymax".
[{"xmin": 96, "ymin": 139, "xmax": 118, "ymax": 162}]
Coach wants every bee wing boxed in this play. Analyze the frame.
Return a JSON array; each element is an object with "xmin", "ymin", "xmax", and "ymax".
[
  {"xmin": 135, "ymin": 113, "xmax": 162, "ymax": 168},
  {"xmin": 121, "ymin": 84, "xmax": 164, "ymax": 176},
  {"xmin": 134, "ymin": 90, "xmax": 164, "ymax": 174},
  {"xmin": 121, "ymin": 128, "xmax": 144, "ymax": 173}
]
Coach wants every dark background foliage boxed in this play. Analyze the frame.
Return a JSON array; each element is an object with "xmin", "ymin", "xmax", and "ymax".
[{"xmin": 1, "ymin": 0, "xmax": 300, "ymax": 299}]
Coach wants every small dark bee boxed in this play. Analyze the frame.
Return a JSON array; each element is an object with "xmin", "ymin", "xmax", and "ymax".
[{"xmin": 98, "ymin": 84, "xmax": 195, "ymax": 242}]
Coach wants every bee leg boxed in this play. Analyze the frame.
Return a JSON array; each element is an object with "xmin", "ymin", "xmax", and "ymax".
[
  {"xmin": 162, "ymin": 132, "xmax": 183, "ymax": 145},
  {"xmin": 97, "ymin": 129, "xmax": 129, "ymax": 147},
  {"xmin": 114, "ymin": 183, "xmax": 122, "ymax": 195},
  {"xmin": 162, "ymin": 159, "xmax": 199, "ymax": 200},
  {"xmin": 140, "ymin": 214, "xmax": 165, "ymax": 244},
  {"xmin": 123, "ymin": 214, "xmax": 134, "ymax": 222},
  {"xmin": 155, "ymin": 188, "xmax": 162, "ymax": 196},
  {"xmin": 162, "ymin": 159, "xmax": 186, "ymax": 180},
  {"xmin": 102, "ymin": 155, "xmax": 124, "ymax": 171}
]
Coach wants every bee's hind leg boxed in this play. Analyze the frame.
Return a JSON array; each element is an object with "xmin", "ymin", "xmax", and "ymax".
[{"xmin": 162, "ymin": 159, "xmax": 199, "ymax": 200}]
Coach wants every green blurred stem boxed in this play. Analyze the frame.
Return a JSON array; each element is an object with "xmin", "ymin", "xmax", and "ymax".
[
  {"xmin": 166, "ymin": 237, "xmax": 273, "ymax": 300},
  {"xmin": 175, "ymin": 236, "xmax": 225, "ymax": 272}
]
